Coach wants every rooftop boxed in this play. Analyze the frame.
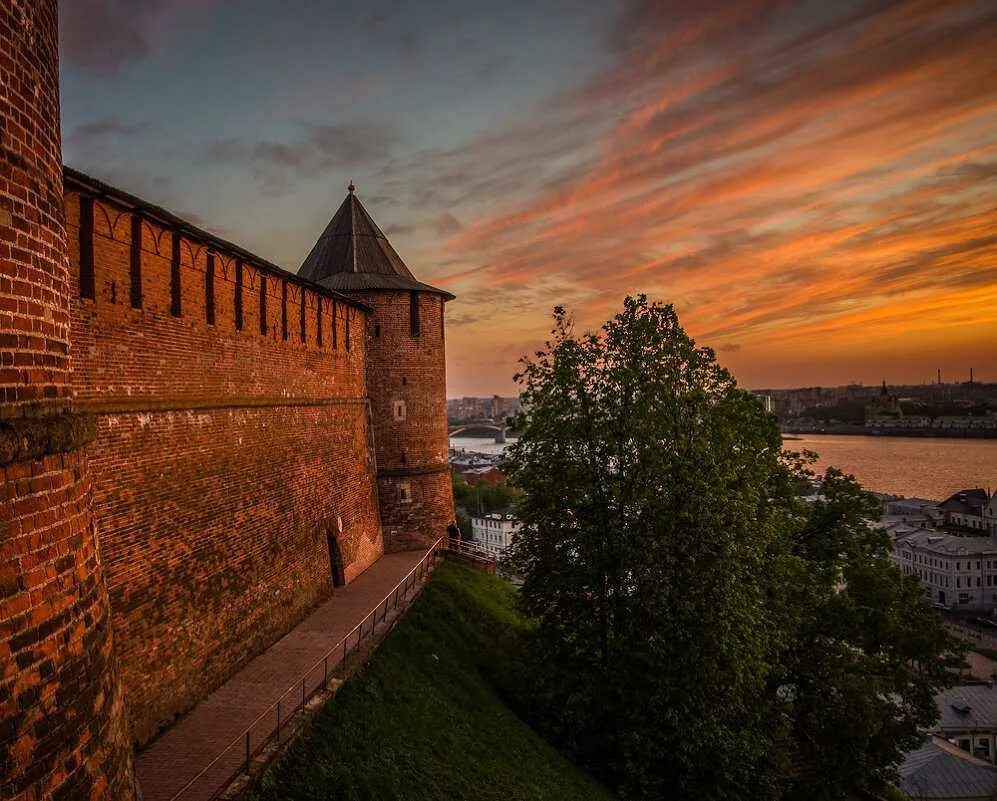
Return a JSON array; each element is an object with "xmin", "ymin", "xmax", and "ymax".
[
  {"xmin": 899, "ymin": 736, "xmax": 997, "ymax": 799},
  {"xmin": 894, "ymin": 530, "xmax": 997, "ymax": 556},
  {"xmin": 298, "ymin": 186, "xmax": 454, "ymax": 300},
  {"xmin": 936, "ymin": 685, "xmax": 997, "ymax": 731},
  {"xmin": 940, "ymin": 489, "xmax": 990, "ymax": 515}
]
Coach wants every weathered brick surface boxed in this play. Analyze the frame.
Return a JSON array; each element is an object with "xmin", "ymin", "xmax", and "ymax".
[
  {"xmin": 90, "ymin": 405, "xmax": 383, "ymax": 745},
  {"xmin": 1, "ymin": 3, "xmax": 137, "ymax": 799},
  {"xmin": 0, "ymin": 2, "xmax": 73, "ymax": 417},
  {"xmin": 4, "ymin": 4, "xmax": 456, "ymax": 795},
  {"xmin": 350, "ymin": 291, "xmax": 455, "ymax": 551},
  {"xmin": 61, "ymin": 188, "xmax": 384, "ymax": 745},
  {"xmin": 0, "ymin": 452, "xmax": 137, "ymax": 801}
]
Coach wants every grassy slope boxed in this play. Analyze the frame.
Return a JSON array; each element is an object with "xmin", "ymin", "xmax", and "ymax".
[{"xmin": 252, "ymin": 561, "xmax": 614, "ymax": 801}]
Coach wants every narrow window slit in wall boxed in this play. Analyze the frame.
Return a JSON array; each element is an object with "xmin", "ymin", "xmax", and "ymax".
[
  {"xmin": 300, "ymin": 291, "xmax": 306, "ymax": 343},
  {"xmin": 170, "ymin": 232, "xmax": 182, "ymax": 317},
  {"xmin": 374, "ymin": 322, "xmax": 381, "ymax": 338},
  {"xmin": 260, "ymin": 274, "xmax": 268, "ymax": 335},
  {"xmin": 79, "ymin": 195, "xmax": 95, "ymax": 299},
  {"xmin": 235, "ymin": 260, "xmax": 244, "ymax": 330},
  {"xmin": 316, "ymin": 298, "xmax": 323, "ymax": 346},
  {"xmin": 332, "ymin": 301, "xmax": 338, "ymax": 349},
  {"xmin": 205, "ymin": 253, "xmax": 215, "ymax": 325},
  {"xmin": 129, "ymin": 213, "xmax": 142, "ymax": 309},
  {"xmin": 281, "ymin": 281, "xmax": 288, "ymax": 340},
  {"xmin": 409, "ymin": 290, "xmax": 420, "ymax": 336},
  {"xmin": 346, "ymin": 307, "xmax": 351, "ymax": 351}
]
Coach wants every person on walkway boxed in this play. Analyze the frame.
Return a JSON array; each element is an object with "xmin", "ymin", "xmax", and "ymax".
[{"xmin": 447, "ymin": 519, "xmax": 462, "ymax": 548}]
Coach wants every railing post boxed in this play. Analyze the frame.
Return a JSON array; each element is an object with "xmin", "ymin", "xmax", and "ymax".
[{"xmin": 245, "ymin": 731, "xmax": 251, "ymax": 775}]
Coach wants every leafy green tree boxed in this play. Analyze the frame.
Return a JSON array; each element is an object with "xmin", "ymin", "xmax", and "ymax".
[{"xmin": 504, "ymin": 296, "xmax": 958, "ymax": 801}]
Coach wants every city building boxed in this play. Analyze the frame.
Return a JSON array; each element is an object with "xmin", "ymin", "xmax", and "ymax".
[
  {"xmin": 471, "ymin": 512, "xmax": 522, "ymax": 557},
  {"xmin": 890, "ymin": 531, "xmax": 997, "ymax": 610}
]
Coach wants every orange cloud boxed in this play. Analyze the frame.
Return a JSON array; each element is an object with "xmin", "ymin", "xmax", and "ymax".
[{"xmin": 433, "ymin": 0, "xmax": 997, "ymax": 395}]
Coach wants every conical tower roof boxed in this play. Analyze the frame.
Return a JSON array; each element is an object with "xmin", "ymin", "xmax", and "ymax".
[{"xmin": 298, "ymin": 184, "xmax": 454, "ymax": 299}]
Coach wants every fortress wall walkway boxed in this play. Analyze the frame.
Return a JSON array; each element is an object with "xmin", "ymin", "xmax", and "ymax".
[{"xmin": 134, "ymin": 548, "xmax": 434, "ymax": 801}]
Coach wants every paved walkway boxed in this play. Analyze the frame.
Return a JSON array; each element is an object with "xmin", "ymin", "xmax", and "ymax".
[{"xmin": 135, "ymin": 548, "xmax": 435, "ymax": 801}]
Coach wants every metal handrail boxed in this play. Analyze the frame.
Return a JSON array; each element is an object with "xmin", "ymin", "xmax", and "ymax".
[
  {"xmin": 165, "ymin": 537, "xmax": 446, "ymax": 801},
  {"xmin": 448, "ymin": 539, "xmax": 496, "ymax": 562}
]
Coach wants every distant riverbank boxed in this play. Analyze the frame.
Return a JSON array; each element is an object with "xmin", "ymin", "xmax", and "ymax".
[{"xmin": 782, "ymin": 424, "xmax": 997, "ymax": 439}]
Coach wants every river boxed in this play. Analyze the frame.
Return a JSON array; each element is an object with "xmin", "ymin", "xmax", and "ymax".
[{"xmin": 450, "ymin": 433, "xmax": 996, "ymax": 501}]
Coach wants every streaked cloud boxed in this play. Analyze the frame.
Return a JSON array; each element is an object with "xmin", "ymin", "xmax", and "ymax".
[
  {"xmin": 58, "ymin": 0, "xmax": 997, "ymax": 394},
  {"xmin": 428, "ymin": 0, "xmax": 997, "ymax": 392}
]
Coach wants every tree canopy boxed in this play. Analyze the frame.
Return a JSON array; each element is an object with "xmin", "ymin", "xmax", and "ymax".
[{"xmin": 504, "ymin": 296, "xmax": 958, "ymax": 801}]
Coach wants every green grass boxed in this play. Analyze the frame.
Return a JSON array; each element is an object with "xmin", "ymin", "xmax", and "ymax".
[{"xmin": 251, "ymin": 562, "xmax": 615, "ymax": 801}]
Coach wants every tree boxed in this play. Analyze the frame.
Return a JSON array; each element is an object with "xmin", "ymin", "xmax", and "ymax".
[{"xmin": 504, "ymin": 296, "xmax": 958, "ymax": 801}]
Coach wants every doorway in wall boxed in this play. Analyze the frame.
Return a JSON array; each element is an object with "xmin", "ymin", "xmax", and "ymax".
[{"xmin": 326, "ymin": 528, "xmax": 346, "ymax": 588}]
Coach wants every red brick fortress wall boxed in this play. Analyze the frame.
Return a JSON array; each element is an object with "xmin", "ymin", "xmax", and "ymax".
[
  {"xmin": 0, "ymin": 3, "xmax": 138, "ymax": 799},
  {"xmin": 63, "ymin": 185, "xmax": 384, "ymax": 745},
  {"xmin": 350, "ymin": 290, "xmax": 455, "ymax": 552}
]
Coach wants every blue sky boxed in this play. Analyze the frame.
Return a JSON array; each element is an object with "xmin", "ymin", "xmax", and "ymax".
[{"xmin": 59, "ymin": 1, "xmax": 997, "ymax": 395}]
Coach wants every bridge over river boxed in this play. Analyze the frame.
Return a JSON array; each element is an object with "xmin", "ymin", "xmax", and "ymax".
[{"xmin": 448, "ymin": 420, "xmax": 510, "ymax": 444}]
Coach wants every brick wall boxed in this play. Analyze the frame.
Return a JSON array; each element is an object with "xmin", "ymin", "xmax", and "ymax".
[
  {"xmin": 0, "ymin": 452, "xmax": 137, "ymax": 800},
  {"xmin": 63, "ymin": 185, "xmax": 384, "ymax": 745},
  {"xmin": 351, "ymin": 290, "xmax": 455, "ymax": 551},
  {"xmin": 1, "ymin": 2, "xmax": 137, "ymax": 799}
]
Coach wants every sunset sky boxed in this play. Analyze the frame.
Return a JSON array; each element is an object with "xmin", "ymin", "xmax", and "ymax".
[{"xmin": 59, "ymin": 0, "xmax": 997, "ymax": 396}]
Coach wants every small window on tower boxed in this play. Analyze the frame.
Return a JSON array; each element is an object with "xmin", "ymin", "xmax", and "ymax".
[
  {"xmin": 398, "ymin": 482, "xmax": 412, "ymax": 503},
  {"xmin": 393, "ymin": 400, "xmax": 406, "ymax": 421},
  {"xmin": 374, "ymin": 322, "xmax": 381, "ymax": 338}
]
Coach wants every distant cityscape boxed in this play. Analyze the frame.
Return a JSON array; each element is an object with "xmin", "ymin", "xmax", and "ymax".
[
  {"xmin": 448, "ymin": 395, "xmax": 522, "ymax": 423},
  {"xmin": 755, "ymin": 377, "xmax": 997, "ymax": 438}
]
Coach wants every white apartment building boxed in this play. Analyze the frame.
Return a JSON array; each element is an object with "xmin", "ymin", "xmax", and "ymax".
[
  {"xmin": 471, "ymin": 512, "xmax": 520, "ymax": 558},
  {"xmin": 891, "ymin": 530, "xmax": 997, "ymax": 610}
]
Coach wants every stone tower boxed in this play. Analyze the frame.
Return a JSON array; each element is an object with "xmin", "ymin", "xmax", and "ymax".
[
  {"xmin": 299, "ymin": 185, "xmax": 455, "ymax": 551},
  {"xmin": 0, "ymin": 2, "xmax": 138, "ymax": 799}
]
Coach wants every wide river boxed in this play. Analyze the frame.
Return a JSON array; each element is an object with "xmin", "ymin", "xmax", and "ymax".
[{"xmin": 450, "ymin": 433, "xmax": 997, "ymax": 501}]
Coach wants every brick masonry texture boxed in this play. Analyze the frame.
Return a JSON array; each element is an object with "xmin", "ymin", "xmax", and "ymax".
[
  {"xmin": 4, "ymin": 2, "xmax": 455, "ymax": 795},
  {"xmin": 0, "ymin": 452, "xmax": 137, "ymax": 801},
  {"xmin": 350, "ymin": 291, "xmax": 455, "ymax": 552},
  {"xmin": 1, "ymin": 3, "xmax": 138, "ymax": 799},
  {"xmin": 62, "ymin": 188, "xmax": 384, "ymax": 746},
  {"xmin": 0, "ymin": 2, "xmax": 73, "ymax": 417}
]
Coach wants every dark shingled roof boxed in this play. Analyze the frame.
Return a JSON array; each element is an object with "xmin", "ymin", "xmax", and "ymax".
[
  {"xmin": 298, "ymin": 186, "xmax": 455, "ymax": 300},
  {"xmin": 940, "ymin": 488, "xmax": 990, "ymax": 516},
  {"xmin": 900, "ymin": 737, "xmax": 997, "ymax": 799}
]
